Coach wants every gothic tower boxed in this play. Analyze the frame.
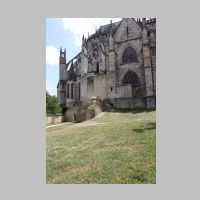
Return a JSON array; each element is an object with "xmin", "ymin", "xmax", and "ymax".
[
  {"xmin": 58, "ymin": 47, "xmax": 66, "ymax": 106},
  {"xmin": 59, "ymin": 47, "xmax": 66, "ymax": 81}
]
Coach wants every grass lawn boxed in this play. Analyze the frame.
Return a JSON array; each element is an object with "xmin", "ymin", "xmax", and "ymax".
[{"xmin": 46, "ymin": 109, "xmax": 156, "ymax": 184}]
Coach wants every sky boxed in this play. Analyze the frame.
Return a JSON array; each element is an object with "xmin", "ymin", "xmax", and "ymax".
[{"xmin": 46, "ymin": 18, "xmax": 121, "ymax": 96}]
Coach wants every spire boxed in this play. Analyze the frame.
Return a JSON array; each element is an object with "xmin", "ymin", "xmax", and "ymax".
[
  {"xmin": 109, "ymin": 23, "xmax": 114, "ymax": 51},
  {"xmin": 142, "ymin": 18, "xmax": 146, "ymax": 26},
  {"xmin": 82, "ymin": 35, "xmax": 88, "ymax": 48},
  {"xmin": 59, "ymin": 47, "xmax": 66, "ymax": 64},
  {"xmin": 110, "ymin": 19, "xmax": 113, "ymax": 35}
]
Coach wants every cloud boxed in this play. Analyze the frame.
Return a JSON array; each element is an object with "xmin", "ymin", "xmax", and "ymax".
[
  {"xmin": 62, "ymin": 18, "xmax": 121, "ymax": 47},
  {"xmin": 46, "ymin": 45, "xmax": 59, "ymax": 65}
]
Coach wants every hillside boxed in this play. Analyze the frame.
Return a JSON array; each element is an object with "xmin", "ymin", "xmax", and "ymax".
[{"xmin": 46, "ymin": 110, "xmax": 156, "ymax": 184}]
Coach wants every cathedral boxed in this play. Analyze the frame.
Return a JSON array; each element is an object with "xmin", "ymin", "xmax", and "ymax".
[{"xmin": 57, "ymin": 18, "xmax": 156, "ymax": 109}]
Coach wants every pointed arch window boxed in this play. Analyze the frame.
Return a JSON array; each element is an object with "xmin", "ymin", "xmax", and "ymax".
[
  {"xmin": 78, "ymin": 82, "xmax": 81, "ymax": 99},
  {"xmin": 122, "ymin": 47, "xmax": 138, "ymax": 64},
  {"xmin": 67, "ymin": 83, "xmax": 70, "ymax": 98},
  {"xmin": 96, "ymin": 62, "xmax": 99, "ymax": 73},
  {"xmin": 122, "ymin": 71, "xmax": 140, "ymax": 86},
  {"xmin": 71, "ymin": 83, "xmax": 74, "ymax": 99}
]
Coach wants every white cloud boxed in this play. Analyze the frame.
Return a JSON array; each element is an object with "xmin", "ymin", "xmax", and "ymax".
[
  {"xmin": 46, "ymin": 45, "xmax": 59, "ymax": 65},
  {"xmin": 62, "ymin": 18, "xmax": 121, "ymax": 47}
]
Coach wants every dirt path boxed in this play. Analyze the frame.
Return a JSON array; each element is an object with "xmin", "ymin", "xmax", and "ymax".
[
  {"xmin": 46, "ymin": 122, "xmax": 71, "ymax": 128},
  {"xmin": 70, "ymin": 118, "xmax": 154, "ymax": 128},
  {"xmin": 46, "ymin": 112, "xmax": 155, "ymax": 129},
  {"xmin": 71, "ymin": 121, "xmax": 127, "ymax": 128}
]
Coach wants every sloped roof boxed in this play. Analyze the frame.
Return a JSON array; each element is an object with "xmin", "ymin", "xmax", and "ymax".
[
  {"xmin": 97, "ymin": 21, "xmax": 121, "ymax": 34},
  {"xmin": 67, "ymin": 62, "xmax": 76, "ymax": 81}
]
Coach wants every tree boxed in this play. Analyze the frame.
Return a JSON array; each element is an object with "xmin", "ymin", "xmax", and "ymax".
[{"xmin": 46, "ymin": 91, "xmax": 62, "ymax": 115}]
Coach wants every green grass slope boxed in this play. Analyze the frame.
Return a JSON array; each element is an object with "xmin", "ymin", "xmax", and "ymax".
[{"xmin": 46, "ymin": 110, "xmax": 156, "ymax": 184}]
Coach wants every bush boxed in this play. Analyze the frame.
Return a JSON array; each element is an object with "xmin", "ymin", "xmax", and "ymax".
[{"xmin": 46, "ymin": 91, "xmax": 62, "ymax": 115}]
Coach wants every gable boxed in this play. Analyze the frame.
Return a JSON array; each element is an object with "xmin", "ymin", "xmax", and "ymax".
[{"xmin": 114, "ymin": 18, "xmax": 142, "ymax": 42}]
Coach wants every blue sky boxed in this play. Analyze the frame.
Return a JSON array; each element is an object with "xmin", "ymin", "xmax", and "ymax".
[{"xmin": 46, "ymin": 18, "xmax": 121, "ymax": 96}]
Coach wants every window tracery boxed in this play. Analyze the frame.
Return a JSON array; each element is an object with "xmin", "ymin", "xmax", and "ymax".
[{"xmin": 122, "ymin": 47, "xmax": 138, "ymax": 64}]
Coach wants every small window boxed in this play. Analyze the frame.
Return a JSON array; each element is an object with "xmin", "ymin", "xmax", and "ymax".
[
  {"xmin": 61, "ymin": 53, "xmax": 65, "ymax": 58},
  {"xmin": 96, "ymin": 62, "xmax": 99, "ymax": 73},
  {"xmin": 110, "ymin": 87, "xmax": 113, "ymax": 91},
  {"xmin": 126, "ymin": 26, "xmax": 129, "ymax": 36}
]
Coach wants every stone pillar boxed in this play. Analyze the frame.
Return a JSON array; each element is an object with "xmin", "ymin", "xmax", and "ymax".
[
  {"xmin": 107, "ymin": 26, "xmax": 116, "ymax": 100},
  {"xmin": 143, "ymin": 27, "xmax": 155, "ymax": 108}
]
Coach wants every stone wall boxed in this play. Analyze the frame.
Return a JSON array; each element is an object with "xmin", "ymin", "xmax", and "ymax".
[
  {"xmin": 65, "ymin": 97, "xmax": 104, "ymax": 122},
  {"xmin": 65, "ymin": 106, "xmax": 88, "ymax": 122},
  {"xmin": 113, "ymin": 97, "xmax": 145, "ymax": 109},
  {"xmin": 46, "ymin": 115, "xmax": 64, "ymax": 125},
  {"xmin": 93, "ymin": 75, "xmax": 107, "ymax": 98},
  {"xmin": 80, "ymin": 74, "xmax": 107, "ymax": 102}
]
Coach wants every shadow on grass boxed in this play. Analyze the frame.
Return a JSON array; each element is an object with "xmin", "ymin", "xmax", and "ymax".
[
  {"xmin": 133, "ymin": 122, "xmax": 156, "ymax": 133},
  {"xmin": 68, "ymin": 109, "xmax": 156, "ymax": 124},
  {"xmin": 113, "ymin": 108, "xmax": 156, "ymax": 114}
]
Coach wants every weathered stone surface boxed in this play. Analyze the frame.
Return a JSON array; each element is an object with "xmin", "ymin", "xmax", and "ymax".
[
  {"xmin": 86, "ymin": 97, "xmax": 104, "ymax": 120},
  {"xmin": 57, "ymin": 18, "xmax": 156, "ymax": 110}
]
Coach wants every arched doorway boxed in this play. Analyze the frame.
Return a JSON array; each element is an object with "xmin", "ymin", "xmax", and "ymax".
[{"xmin": 122, "ymin": 71, "xmax": 140, "ymax": 109}]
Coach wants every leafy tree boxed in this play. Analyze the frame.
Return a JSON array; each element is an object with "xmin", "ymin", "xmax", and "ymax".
[
  {"xmin": 46, "ymin": 91, "xmax": 62, "ymax": 115},
  {"xmin": 46, "ymin": 91, "xmax": 51, "ymax": 114}
]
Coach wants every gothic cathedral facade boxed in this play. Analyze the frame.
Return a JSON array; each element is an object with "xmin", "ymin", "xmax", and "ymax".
[{"xmin": 57, "ymin": 18, "xmax": 156, "ymax": 109}]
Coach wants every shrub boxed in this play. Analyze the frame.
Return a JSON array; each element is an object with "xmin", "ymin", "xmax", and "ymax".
[{"xmin": 46, "ymin": 91, "xmax": 62, "ymax": 115}]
